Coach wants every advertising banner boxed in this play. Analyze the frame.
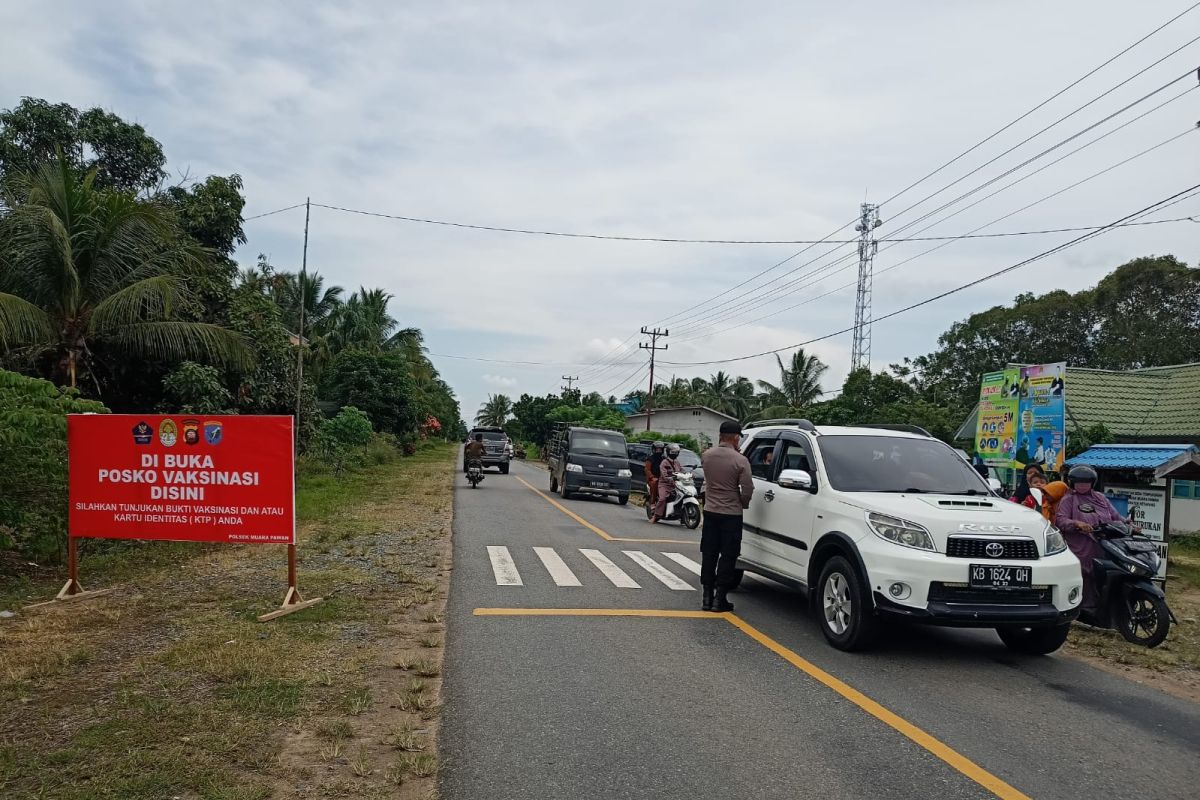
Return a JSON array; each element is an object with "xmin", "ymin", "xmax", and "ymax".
[
  {"xmin": 1105, "ymin": 484, "xmax": 1168, "ymax": 581},
  {"xmin": 69, "ymin": 414, "xmax": 295, "ymax": 544},
  {"xmin": 974, "ymin": 368, "xmax": 1019, "ymax": 467},
  {"xmin": 975, "ymin": 363, "xmax": 1066, "ymax": 470},
  {"xmin": 1015, "ymin": 362, "xmax": 1066, "ymax": 473}
]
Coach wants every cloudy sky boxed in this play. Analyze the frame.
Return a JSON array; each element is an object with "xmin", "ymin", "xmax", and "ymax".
[{"xmin": 3, "ymin": 1, "xmax": 1197, "ymax": 420}]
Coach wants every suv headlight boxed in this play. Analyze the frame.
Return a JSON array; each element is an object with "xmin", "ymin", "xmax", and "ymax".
[
  {"xmin": 1044, "ymin": 522, "xmax": 1067, "ymax": 555},
  {"xmin": 617, "ymin": 469, "xmax": 632, "ymax": 478},
  {"xmin": 566, "ymin": 463, "xmax": 583, "ymax": 473},
  {"xmin": 866, "ymin": 512, "xmax": 935, "ymax": 552}
]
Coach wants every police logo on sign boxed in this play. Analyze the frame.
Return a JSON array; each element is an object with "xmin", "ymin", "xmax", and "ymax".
[{"xmin": 183, "ymin": 419, "xmax": 201, "ymax": 446}]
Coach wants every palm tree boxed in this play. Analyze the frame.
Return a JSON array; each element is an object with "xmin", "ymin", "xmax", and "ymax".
[
  {"xmin": 329, "ymin": 287, "xmax": 397, "ymax": 351},
  {"xmin": 476, "ymin": 394, "xmax": 513, "ymax": 427},
  {"xmin": 756, "ymin": 349, "xmax": 828, "ymax": 411},
  {"xmin": 0, "ymin": 156, "xmax": 250, "ymax": 389},
  {"xmin": 275, "ymin": 271, "xmax": 343, "ymax": 335}
]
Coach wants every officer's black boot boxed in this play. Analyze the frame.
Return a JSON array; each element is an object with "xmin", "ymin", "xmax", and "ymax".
[
  {"xmin": 713, "ymin": 590, "xmax": 734, "ymax": 612},
  {"xmin": 702, "ymin": 586, "xmax": 714, "ymax": 611}
]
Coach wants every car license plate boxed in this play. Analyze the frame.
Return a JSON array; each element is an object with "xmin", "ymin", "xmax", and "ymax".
[
  {"xmin": 969, "ymin": 564, "xmax": 1032, "ymax": 588},
  {"xmin": 590, "ymin": 481, "xmax": 608, "ymax": 489}
]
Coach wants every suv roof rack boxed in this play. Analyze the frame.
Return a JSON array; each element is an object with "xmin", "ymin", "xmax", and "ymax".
[
  {"xmin": 743, "ymin": 418, "xmax": 818, "ymax": 433},
  {"xmin": 857, "ymin": 423, "xmax": 933, "ymax": 438}
]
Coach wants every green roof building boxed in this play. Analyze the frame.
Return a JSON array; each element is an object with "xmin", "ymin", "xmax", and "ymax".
[{"xmin": 956, "ymin": 362, "xmax": 1200, "ymax": 445}]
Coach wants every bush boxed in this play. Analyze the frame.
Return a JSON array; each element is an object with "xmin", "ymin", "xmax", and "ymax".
[
  {"xmin": 324, "ymin": 349, "xmax": 420, "ymax": 440},
  {"xmin": 314, "ymin": 406, "xmax": 374, "ymax": 475},
  {"xmin": 0, "ymin": 369, "xmax": 108, "ymax": 561},
  {"xmin": 162, "ymin": 361, "xmax": 234, "ymax": 414},
  {"xmin": 626, "ymin": 430, "xmax": 702, "ymax": 453}
]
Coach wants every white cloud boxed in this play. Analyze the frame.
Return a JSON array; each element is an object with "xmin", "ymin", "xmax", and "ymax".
[
  {"xmin": 482, "ymin": 374, "xmax": 518, "ymax": 389},
  {"xmin": 3, "ymin": 0, "xmax": 1194, "ymax": 420}
]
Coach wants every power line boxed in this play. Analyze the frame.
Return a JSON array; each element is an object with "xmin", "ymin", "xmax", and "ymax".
[
  {"xmin": 657, "ymin": 183, "xmax": 1200, "ymax": 367},
  {"xmin": 427, "ymin": 351, "xmax": 636, "ymax": 368},
  {"xmin": 668, "ymin": 101, "xmax": 1199, "ymax": 343},
  {"xmin": 244, "ymin": 202, "xmax": 307, "ymax": 221},
  {"xmin": 877, "ymin": 1, "xmax": 1200, "ymax": 208},
  {"xmin": 648, "ymin": 10, "xmax": 1200, "ymax": 329}
]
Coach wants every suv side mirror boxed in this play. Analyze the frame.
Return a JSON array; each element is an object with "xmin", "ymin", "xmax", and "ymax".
[
  {"xmin": 778, "ymin": 469, "xmax": 814, "ymax": 491},
  {"xmin": 987, "ymin": 477, "xmax": 1003, "ymax": 493}
]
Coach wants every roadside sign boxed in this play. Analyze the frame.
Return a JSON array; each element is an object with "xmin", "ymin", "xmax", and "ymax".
[
  {"xmin": 1105, "ymin": 484, "xmax": 1169, "ymax": 582},
  {"xmin": 68, "ymin": 414, "xmax": 295, "ymax": 545}
]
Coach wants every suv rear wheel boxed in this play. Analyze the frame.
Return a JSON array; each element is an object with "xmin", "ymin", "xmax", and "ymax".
[{"xmin": 816, "ymin": 556, "xmax": 880, "ymax": 651}]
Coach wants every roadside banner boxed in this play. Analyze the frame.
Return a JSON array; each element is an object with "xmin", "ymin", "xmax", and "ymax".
[
  {"xmin": 974, "ymin": 362, "xmax": 1066, "ymax": 470},
  {"xmin": 1015, "ymin": 362, "xmax": 1066, "ymax": 473},
  {"xmin": 974, "ymin": 368, "xmax": 1019, "ymax": 467},
  {"xmin": 69, "ymin": 414, "xmax": 295, "ymax": 544},
  {"xmin": 1105, "ymin": 484, "xmax": 1169, "ymax": 581}
]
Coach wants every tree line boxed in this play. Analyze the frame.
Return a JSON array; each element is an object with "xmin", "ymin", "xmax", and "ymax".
[
  {"xmin": 479, "ymin": 253, "xmax": 1198, "ymax": 452},
  {"xmin": 0, "ymin": 97, "xmax": 465, "ymax": 561}
]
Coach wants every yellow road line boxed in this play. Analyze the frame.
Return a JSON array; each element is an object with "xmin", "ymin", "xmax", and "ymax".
[
  {"xmin": 515, "ymin": 476, "xmax": 614, "ymax": 540},
  {"xmin": 472, "ymin": 606, "xmax": 1030, "ymax": 800},
  {"xmin": 474, "ymin": 607, "xmax": 719, "ymax": 618},
  {"xmin": 515, "ymin": 475, "xmax": 693, "ymax": 545},
  {"xmin": 723, "ymin": 614, "xmax": 1031, "ymax": 800}
]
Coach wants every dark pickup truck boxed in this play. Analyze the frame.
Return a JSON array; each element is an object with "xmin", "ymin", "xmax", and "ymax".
[{"xmin": 546, "ymin": 426, "xmax": 632, "ymax": 505}]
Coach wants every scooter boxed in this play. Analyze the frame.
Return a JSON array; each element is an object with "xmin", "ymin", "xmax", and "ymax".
[
  {"xmin": 466, "ymin": 460, "xmax": 485, "ymax": 489},
  {"xmin": 645, "ymin": 472, "xmax": 702, "ymax": 529},
  {"xmin": 1077, "ymin": 520, "xmax": 1174, "ymax": 647}
]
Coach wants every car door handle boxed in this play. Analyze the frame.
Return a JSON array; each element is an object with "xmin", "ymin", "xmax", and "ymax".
[{"xmin": 764, "ymin": 489, "xmax": 775, "ymax": 502}]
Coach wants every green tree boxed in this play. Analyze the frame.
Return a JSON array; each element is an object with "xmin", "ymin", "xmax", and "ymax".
[
  {"xmin": 0, "ymin": 368, "xmax": 107, "ymax": 559},
  {"xmin": 546, "ymin": 403, "xmax": 628, "ymax": 432},
  {"xmin": 476, "ymin": 393, "xmax": 513, "ymax": 427},
  {"xmin": 314, "ymin": 406, "xmax": 375, "ymax": 474},
  {"xmin": 0, "ymin": 97, "xmax": 167, "ymax": 192},
  {"xmin": 511, "ymin": 392, "xmax": 565, "ymax": 445},
  {"xmin": 324, "ymin": 348, "xmax": 419, "ymax": 438},
  {"xmin": 756, "ymin": 349, "xmax": 828, "ymax": 412},
  {"xmin": 161, "ymin": 361, "xmax": 234, "ymax": 414},
  {"xmin": 0, "ymin": 156, "xmax": 251, "ymax": 391}
]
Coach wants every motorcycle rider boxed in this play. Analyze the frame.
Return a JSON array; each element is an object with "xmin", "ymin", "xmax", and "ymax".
[
  {"xmin": 644, "ymin": 441, "xmax": 666, "ymax": 508},
  {"xmin": 1055, "ymin": 464, "xmax": 1122, "ymax": 611},
  {"xmin": 650, "ymin": 443, "xmax": 683, "ymax": 524},
  {"xmin": 464, "ymin": 433, "xmax": 487, "ymax": 472}
]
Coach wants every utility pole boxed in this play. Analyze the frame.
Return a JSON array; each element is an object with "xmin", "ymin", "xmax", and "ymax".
[
  {"xmin": 560, "ymin": 375, "xmax": 579, "ymax": 393},
  {"xmin": 851, "ymin": 202, "xmax": 882, "ymax": 372},
  {"xmin": 639, "ymin": 326, "xmax": 669, "ymax": 431},
  {"xmin": 295, "ymin": 198, "xmax": 311, "ymax": 449}
]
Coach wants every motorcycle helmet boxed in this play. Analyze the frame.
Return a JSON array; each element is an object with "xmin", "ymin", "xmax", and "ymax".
[
  {"xmin": 652, "ymin": 441, "xmax": 666, "ymax": 450},
  {"xmin": 1066, "ymin": 464, "xmax": 1098, "ymax": 488},
  {"xmin": 667, "ymin": 443, "xmax": 681, "ymax": 457}
]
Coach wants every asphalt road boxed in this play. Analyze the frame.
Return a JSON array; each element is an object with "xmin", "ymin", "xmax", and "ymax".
[{"xmin": 440, "ymin": 459, "xmax": 1200, "ymax": 800}]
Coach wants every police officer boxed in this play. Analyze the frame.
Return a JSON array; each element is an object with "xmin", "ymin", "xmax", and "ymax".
[{"xmin": 698, "ymin": 421, "xmax": 754, "ymax": 612}]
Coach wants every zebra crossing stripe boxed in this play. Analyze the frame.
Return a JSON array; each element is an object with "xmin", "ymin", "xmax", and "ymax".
[
  {"xmin": 661, "ymin": 552, "xmax": 702, "ymax": 575},
  {"xmin": 533, "ymin": 547, "xmax": 582, "ymax": 587},
  {"xmin": 486, "ymin": 546, "xmax": 523, "ymax": 586},
  {"xmin": 623, "ymin": 551, "xmax": 694, "ymax": 591},
  {"xmin": 579, "ymin": 548, "xmax": 641, "ymax": 588}
]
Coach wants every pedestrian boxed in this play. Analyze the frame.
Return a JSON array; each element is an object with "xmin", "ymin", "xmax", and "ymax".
[{"xmin": 698, "ymin": 420, "xmax": 754, "ymax": 612}]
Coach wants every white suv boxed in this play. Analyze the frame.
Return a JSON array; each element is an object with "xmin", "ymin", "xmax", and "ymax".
[{"xmin": 736, "ymin": 421, "xmax": 1082, "ymax": 654}]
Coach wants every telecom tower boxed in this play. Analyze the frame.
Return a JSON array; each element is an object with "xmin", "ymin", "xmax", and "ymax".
[{"xmin": 851, "ymin": 202, "xmax": 882, "ymax": 372}]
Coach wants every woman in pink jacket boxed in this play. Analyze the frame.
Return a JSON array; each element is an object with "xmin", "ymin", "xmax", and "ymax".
[{"xmin": 1055, "ymin": 465, "xmax": 1122, "ymax": 611}]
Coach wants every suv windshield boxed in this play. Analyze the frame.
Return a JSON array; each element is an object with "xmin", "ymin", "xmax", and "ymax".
[
  {"xmin": 571, "ymin": 431, "xmax": 627, "ymax": 457},
  {"xmin": 819, "ymin": 435, "xmax": 989, "ymax": 494}
]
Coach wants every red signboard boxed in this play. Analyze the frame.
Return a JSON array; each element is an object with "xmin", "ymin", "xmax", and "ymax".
[{"xmin": 68, "ymin": 414, "xmax": 295, "ymax": 544}]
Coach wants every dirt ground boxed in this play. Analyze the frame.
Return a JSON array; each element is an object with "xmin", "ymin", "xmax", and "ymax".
[{"xmin": 0, "ymin": 443, "xmax": 455, "ymax": 800}]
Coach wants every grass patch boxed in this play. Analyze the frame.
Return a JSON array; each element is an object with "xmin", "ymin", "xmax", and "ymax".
[{"xmin": 0, "ymin": 443, "xmax": 455, "ymax": 799}]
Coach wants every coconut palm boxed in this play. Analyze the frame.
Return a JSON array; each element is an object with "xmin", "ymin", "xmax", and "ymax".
[
  {"xmin": 328, "ymin": 287, "xmax": 397, "ymax": 351},
  {"xmin": 275, "ymin": 271, "xmax": 343, "ymax": 336},
  {"xmin": 476, "ymin": 393, "xmax": 513, "ymax": 427},
  {"xmin": 756, "ymin": 349, "xmax": 828, "ymax": 412},
  {"xmin": 0, "ymin": 156, "xmax": 250, "ymax": 389}
]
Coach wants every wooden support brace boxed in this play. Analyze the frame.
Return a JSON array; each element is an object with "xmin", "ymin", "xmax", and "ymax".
[{"xmin": 257, "ymin": 586, "xmax": 323, "ymax": 622}]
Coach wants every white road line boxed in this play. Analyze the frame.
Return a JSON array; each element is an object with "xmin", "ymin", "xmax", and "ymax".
[
  {"xmin": 487, "ymin": 546, "xmax": 523, "ymax": 586},
  {"xmin": 661, "ymin": 552, "xmax": 702, "ymax": 575},
  {"xmin": 579, "ymin": 549, "xmax": 641, "ymax": 588},
  {"xmin": 533, "ymin": 547, "xmax": 582, "ymax": 587},
  {"xmin": 623, "ymin": 551, "xmax": 694, "ymax": 591}
]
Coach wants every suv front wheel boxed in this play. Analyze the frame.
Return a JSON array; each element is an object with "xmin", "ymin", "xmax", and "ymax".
[{"xmin": 816, "ymin": 556, "xmax": 880, "ymax": 652}]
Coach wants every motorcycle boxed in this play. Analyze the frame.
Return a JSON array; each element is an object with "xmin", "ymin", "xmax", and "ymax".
[
  {"xmin": 1077, "ymin": 520, "xmax": 1174, "ymax": 647},
  {"xmin": 645, "ymin": 472, "xmax": 702, "ymax": 529},
  {"xmin": 466, "ymin": 460, "xmax": 485, "ymax": 489}
]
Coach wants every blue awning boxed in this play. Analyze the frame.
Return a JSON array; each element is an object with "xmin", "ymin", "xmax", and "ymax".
[{"xmin": 1066, "ymin": 444, "xmax": 1199, "ymax": 470}]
